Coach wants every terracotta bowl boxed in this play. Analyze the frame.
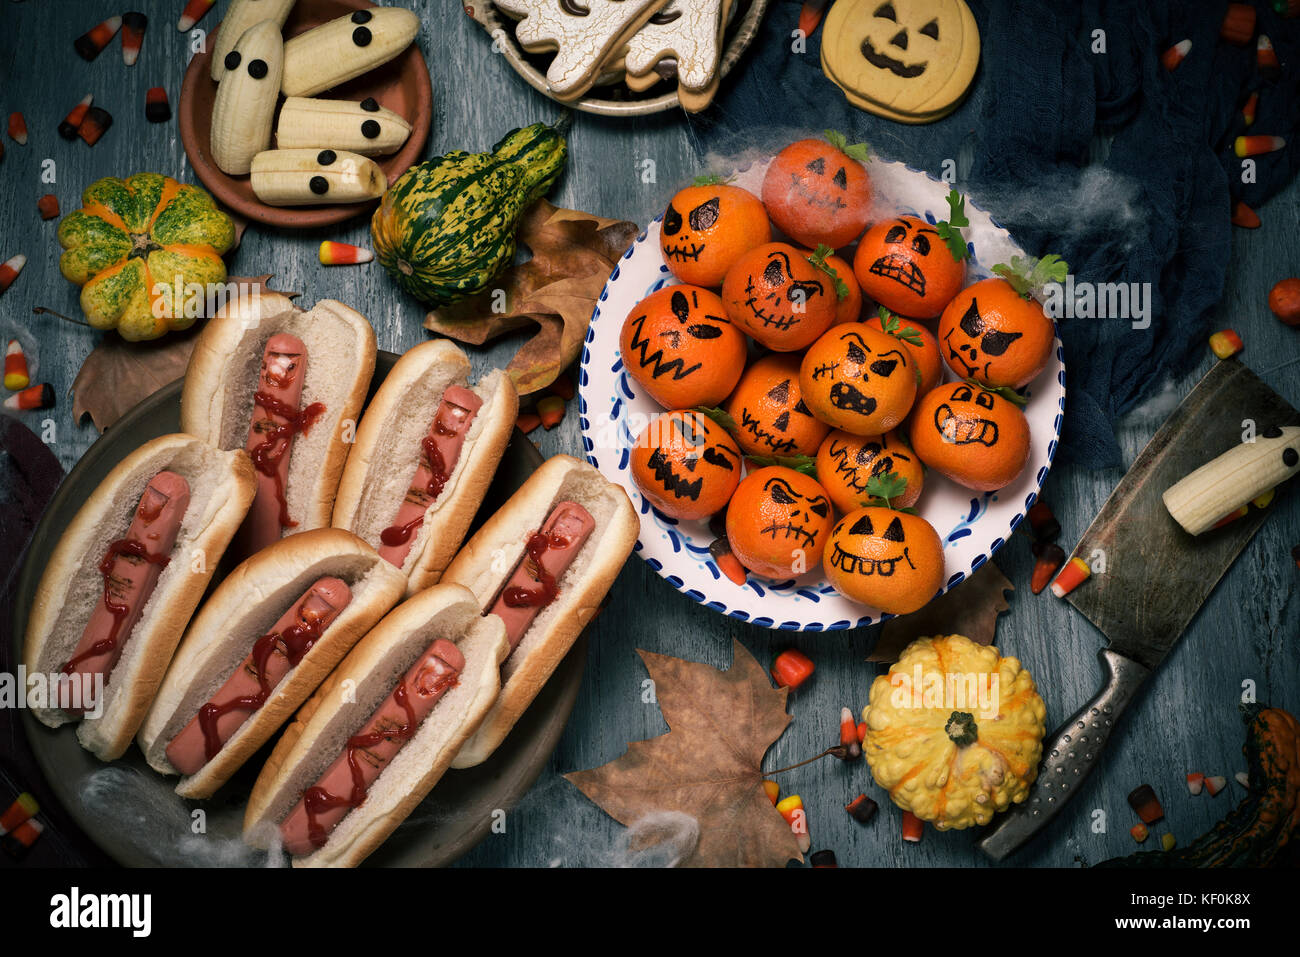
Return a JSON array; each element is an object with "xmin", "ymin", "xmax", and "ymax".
[{"xmin": 180, "ymin": 0, "xmax": 432, "ymax": 228}]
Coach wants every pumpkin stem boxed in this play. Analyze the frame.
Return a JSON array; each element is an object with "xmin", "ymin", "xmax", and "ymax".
[
  {"xmin": 946, "ymin": 711, "xmax": 979, "ymax": 747},
  {"xmin": 764, "ymin": 746, "xmax": 851, "ymax": 775},
  {"xmin": 127, "ymin": 231, "xmax": 160, "ymax": 260}
]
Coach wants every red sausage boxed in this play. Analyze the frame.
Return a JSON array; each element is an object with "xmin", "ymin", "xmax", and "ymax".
[
  {"xmin": 279, "ymin": 637, "xmax": 466, "ymax": 855},
  {"xmin": 241, "ymin": 334, "xmax": 324, "ymax": 555},
  {"xmin": 59, "ymin": 471, "xmax": 191, "ymax": 715},
  {"xmin": 165, "ymin": 577, "xmax": 352, "ymax": 776},
  {"xmin": 488, "ymin": 502, "xmax": 595, "ymax": 651},
  {"xmin": 378, "ymin": 385, "xmax": 482, "ymax": 567}
]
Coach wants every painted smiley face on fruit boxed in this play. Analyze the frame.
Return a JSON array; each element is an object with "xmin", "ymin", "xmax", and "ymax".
[
  {"xmin": 799, "ymin": 324, "xmax": 918, "ymax": 435},
  {"xmin": 630, "ymin": 410, "xmax": 743, "ymax": 521},
  {"xmin": 726, "ymin": 466, "xmax": 833, "ymax": 579},
  {"xmin": 816, "ymin": 429, "xmax": 924, "ymax": 512},
  {"xmin": 660, "ymin": 183, "xmax": 771, "ymax": 287},
  {"xmin": 909, "ymin": 383, "xmax": 1031, "ymax": 491},
  {"xmin": 823, "ymin": 506, "xmax": 945, "ymax": 614},
  {"xmin": 761, "ymin": 134, "xmax": 874, "ymax": 249},
  {"xmin": 938, "ymin": 277, "xmax": 1055, "ymax": 389},
  {"xmin": 619, "ymin": 285, "xmax": 748, "ymax": 409},
  {"xmin": 722, "ymin": 243, "xmax": 838, "ymax": 351},
  {"xmin": 853, "ymin": 216, "xmax": 965, "ymax": 318},
  {"xmin": 724, "ymin": 353, "xmax": 830, "ymax": 457}
]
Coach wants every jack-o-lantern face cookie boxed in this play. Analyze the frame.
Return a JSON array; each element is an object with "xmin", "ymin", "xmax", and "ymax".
[
  {"xmin": 722, "ymin": 243, "xmax": 838, "ymax": 351},
  {"xmin": 660, "ymin": 183, "xmax": 771, "ymax": 287},
  {"xmin": 631, "ymin": 410, "xmax": 742, "ymax": 520},
  {"xmin": 853, "ymin": 216, "xmax": 965, "ymax": 318},
  {"xmin": 816, "ymin": 429, "xmax": 924, "ymax": 513},
  {"xmin": 937, "ymin": 277, "xmax": 1055, "ymax": 389},
  {"xmin": 799, "ymin": 324, "xmax": 919, "ymax": 435},
  {"xmin": 823, "ymin": 506, "xmax": 944, "ymax": 613},
  {"xmin": 724, "ymin": 353, "xmax": 830, "ymax": 457},
  {"xmin": 761, "ymin": 134, "xmax": 874, "ymax": 250},
  {"xmin": 726, "ymin": 466, "xmax": 833, "ymax": 579},
  {"xmin": 820, "ymin": 0, "xmax": 980, "ymax": 123},
  {"xmin": 620, "ymin": 285, "xmax": 748, "ymax": 409},
  {"xmin": 909, "ymin": 382, "xmax": 1030, "ymax": 491}
]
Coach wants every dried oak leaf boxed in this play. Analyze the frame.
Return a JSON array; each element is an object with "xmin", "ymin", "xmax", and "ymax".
[
  {"xmin": 424, "ymin": 200, "xmax": 639, "ymax": 395},
  {"xmin": 565, "ymin": 639, "xmax": 803, "ymax": 867},
  {"xmin": 871, "ymin": 560, "xmax": 1014, "ymax": 663}
]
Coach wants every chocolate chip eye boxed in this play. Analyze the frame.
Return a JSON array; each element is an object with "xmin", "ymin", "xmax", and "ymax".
[
  {"xmin": 248, "ymin": 59, "xmax": 268, "ymax": 79},
  {"xmin": 353, "ymin": 26, "xmax": 372, "ymax": 46},
  {"xmin": 911, "ymin": 233, "xmax": 931, "ymax": 255},
  {"xmin": 920, "ymin": 19, "xmax": 940, "ymax": 40},
  {"xmin": 874, "ymin": 2, "xmax": 896, "ymax": 20},
  {"xmin": 224, "ymin": 51, "xmax": 241, "ymax": 70},
  {"xmin": 351, "ymin": 10, "xmax": 373, "ymax": 23},
  {"xmin": 361, "ymin": 119, "xmax": 381, "ymax": 139},
  {"xmin": 360, "ymin": 97, "xmax": 379, "ymax": 112},
  {"xmin": 309, "ymin": 175, "xmax": 329, "ymax": 195},
  {"xmin": 317, "ymin": 150, "xmax": 337, "ymax": 165},
  {"xmin": 884, "ymin": 224, "xmax": 907, "ymax": 243}
]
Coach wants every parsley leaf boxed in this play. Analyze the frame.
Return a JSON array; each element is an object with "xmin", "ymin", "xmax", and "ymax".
[
  {"xmin": 993, "ymin": 253, "xmax": 1069, "ymax": 299},
  {"xmin": 807, "ymin": 244, "xmax": 849, "ymax": 301},
  {"xmin": 934, "ymin": 189, "xmax": 971, "ymax": 262},
  {"xmin": 694, "ymin": 406, "xmax": 739, "ymax": 432},
  {"xmin": 746, "ymin": 454, "xmax": 818, "ymax": 477},
  {"xmin": 824, "ymin": 129, "xmax": 872, "ymax": 164}
]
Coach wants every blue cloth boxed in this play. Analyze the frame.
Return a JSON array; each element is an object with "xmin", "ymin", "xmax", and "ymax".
[{"xmin": 688, "ymin": 0, "xmax": 1300, "ymax": 468}]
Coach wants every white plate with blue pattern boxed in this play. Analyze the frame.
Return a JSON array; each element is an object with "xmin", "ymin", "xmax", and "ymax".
[{"xmin": 578, "ymin": 157, "xmax": 1066, "ymax": 632}]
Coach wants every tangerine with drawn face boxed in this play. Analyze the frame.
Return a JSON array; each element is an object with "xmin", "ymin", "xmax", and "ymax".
[
  {"xmin": 722, "ymin": 243, "xmax": 838, "ymax": 351},
  {"xmin": 799, "ymin": 247, "xmax": 863, "ymax": 325},
  {"xmin": 865, "ymin": 312, "xmax": 943, "ymax": 395},
  {"xmin": 853, "ymin": 216, "xmax": 965, "ymax": 318},
  {"xmin": 823, "ymin": 506, "xmax": 944, "ymax": 614},
  {"xmin": 799, "ymin": 323, "xmax": 919, "ymax": 435},
  {"xmin": 724, "ymin": 353, "xmax": 830, "ymax": 457},
  {"xmin": 816, "ymin": 429, "xmax": 924, "ymax": 513},
  {"xmin": 761, "ymin": 137, "xmax": 874, "ymax": 249},
  {"xmin": 909, "ymin": 382, "xmax": 1030, "ymax": 491},
  {"xmin": 726, "ymin": 466, "xmax": 833, "ymax": 579},
  {"xmin": 630, "ymin": 411, "xmax": 743, "ymax": 521},
  {"xmin": 937, "ymin": 277, "xmax": 1055, "ymax": 388},
  {"xmin": 619, "ymin": 285, "xmax": 748, "ymax": 410},
  {"xmin": 659, "ymin": 183, "xmax": 771, "ymax": 287}
]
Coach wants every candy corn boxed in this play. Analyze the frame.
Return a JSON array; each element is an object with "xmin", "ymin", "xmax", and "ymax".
[
  {"xmin": 1030, "ymin": 541, "xmax": 1066, "ymax": 594},
  {"xmin": 4, "ymin": 383, "xmax": 54, "ymax": 411},
  {"xmin": 0, "ymin": 254, "xmax": 26, "ymax": 294},
  {"xmin": 1234, "ymin": 135, "xmax": 1285, "ymax": 158},
  {"xmin": 762, "ymin": 780, "xmax": 780, "ymax": 805},
  {"xmin": 1160, "ymin": 39, "xmax": 1191, "ymax": 71},
  {"xmin": 146, "ymin": 87, "xmax": 171, "ymax": 123},
  {"xmin": 177, "ymin": 0, "xmax": 216, "ymax": 32},
  {"xmin": 515, "ymin": 412, "xmax": 541, "ymax": 434},
  {"xmin": 75, "ymin": 16, "xmax": 122, "ymax": 61},
  {"xmin": 809, "ymin": 849, "xmax": 837, "ymax": 868},
  {"xmin": 37, "ymin": 194, "xmax": 59, "ymax": 220},
  {"xmin": 708, "ymin": 537, "xmax": 747, "ymax": 586},
  {"xmin": 845, "ymin": 794, "xmax": 877, "ymax": 824},
  {"xmin": 1209, "ymin": 328, "xmax": 1244, "ymax": 359},
  {"xmin": 1160, "ymin": 833, "xmax": 1177, "ymax": 851},
  {"xmin": 776, "ymin": 795, "xmax": 811, "ymax": 854},
  {"xmin": 1235, "ymin": 771, "xmax": 1250, "ymax": 787},
  {"xmin": 1204, "ymin": 775, "xmax": 1227, "ymax": 796},
  {"xmin": 0, "ymin": 793, "xmax": 38, "ymax": 836},
  {"xmin": 856, "ymin": 721, "xmax": 866, "ymax": 743},
  {"xmin": 537, "ymin": 395, "xmax": 565, "ymax": 429},
  {"xmin": 1252, "ymin": 488, "xmax": 1275, "ymax": 509},
  {"xmin": 58, "ymin": 95, "xmax": 93, "ymax": 140},
  {"xmin": 0, "ymin": 818, "xmax": 43, "ymax": 861},
  {"xmin": 7, "ymin": 112, "xmax": 27, "ymax": 146},
  {"xmin": 901, "ymin": 810, "xmax": 924, "ymax": 843},
  {"xmin": 1129, "ymin": 822, "xmax": 1149, "ymax": 843},
  {"xmin": 798, "ymin": 0, "xmax": 830, "ymax": 36},
  {"xmin": 318, "ymin": 241, "xmax": 373, "ymax": 266},
  {"xmin": 1127, "ymin": 783, "xmax": 1164, "ymax": 824},
  {"xmin": 1027, "ymin": 500, "xmax": 1060, "ymax": 541},
  {"xmin": 1186, "ymin": 772, "xmax": 1204, "ymax": 795},
  {"xmin": 1242, "ymin": 91, "xmax": 1258, "ymax": 126},
  {"xmin": 122, "ymin": 12, "xmax": 148, "ymax": 66},
  {"xmin": 1270, "ymin": 277, "xmax": 1300, "ymax": 326},
  {"xmin": 1257, "ymin": 35, "xmax": 1280, "ymax": 81},
  {"xmin": 1212, "ymin": 505, "xmax": 1248, "ymax": 529},
  {"xmin": 1231, "ymin": 200, "xmax": 1261, "ymax": 228},
  {"xmin": 1219, "ymin": 3, "xmax": 1256, "ymax": 46},
  {"xmin": 4, "ymin": 340, "xmax": 30, "ymax": 391},
  {"xmin": 771, "ymin": 648, "xmax": 814, "ymax": 689},
  {"xmin": 78, "ymin": 107, "xmax": 114, "ymax": 147},
  {"xmin": 1049, "ymin": 556, "xmax": 1091, "ymax": 598},
  {"xmin": 837, "ymin": 706, "xmax": 862, "ymax": 760}
]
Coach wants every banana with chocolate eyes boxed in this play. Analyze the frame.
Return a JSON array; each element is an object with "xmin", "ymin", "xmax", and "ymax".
[
  {"xmin": 275, "ymin": 96, "xmax": 412, "ymax": 157},
  {"xmin": 281, "ymin": 7, "xmax": 420, "ymax": 98},
  {"xmin": 210, "ymin": 20, "xmax": 284, "ymax": 176},
  {"xmin": 210, "ymin": 0, "xmax": 296, "ymax": 82},
  {"xmin": 250, "ymin": 148, "xmax": 386, "ymax": 206}
]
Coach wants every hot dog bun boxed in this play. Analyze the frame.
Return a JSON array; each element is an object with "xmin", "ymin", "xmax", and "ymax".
[
  {"xmin": 181, "ymin": 292, "xmax": 376, "ymax": 542},
  {"xmin": 23, "ymin": 434, "xmax": 256, "ymax": 761},
  {"xmin": 244, "ymin": 583, "xmax": 510, "ymax": 867},
  {"xmin": 138, "ymin": 529, "xmax": 406, "ymax": 798},
  {"xmin": 441, "ymin": 455, "xmax": 638, "ymax": 768},
  {"xmin": 331, "ymin": 339, "xmax": 519, "ymax": 596}
]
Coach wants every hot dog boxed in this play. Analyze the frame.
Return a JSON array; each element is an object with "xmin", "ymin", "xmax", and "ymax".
[
  {"xmin": 440, "ymin": 455, "xmax": 639, "ymax": 768},
  {"xmin": 332, "ymin": 339, "xmax": 518, "ymax": 595},
  {"xmin": 139, "ymin": 529, "xmax": 406, "ymax": 799},
  {"xmin": 182, "ymin": 293, "xmax": 376, "ymax": 556},
  {"xmin": 244, "ymin": 583, "xmax": 510, "ymax": 867},
  {"xmin": 23, "ymin": 435, "xmax": 256, "ymax": 760}
]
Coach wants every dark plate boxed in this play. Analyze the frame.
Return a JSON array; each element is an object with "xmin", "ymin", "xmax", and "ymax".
[{"xmin": 10, "ymin": 351, "xmax": 584, "ymax": 867}]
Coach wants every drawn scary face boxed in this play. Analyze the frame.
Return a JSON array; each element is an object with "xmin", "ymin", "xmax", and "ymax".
[
  {"xmin": 619, "ymin": 285, "xmax": 747, "ymax": 409},
  {"xmin": 800, "ymin": 325, "xmax": 918, "ymax": 435},
  {"xmin": 933, "ymin": 384, "xmax": 999, "ymax": 446},
  {"xmin": 830, "ymin": 512, "xmax": 915, "ymax": 577},
  {"xmin": 909, "ymin": 381, "xmax": 1031, "ymax": 491},
  {"xmin": 853, "ymin": 215, "xmax": 966, "ymax": 318},
  {"xmin": 822, "ymin": 505, "xmax": 945, "ymax": 613},
  {"xmin": 816, "ymin": 429, "xmax": 924, "ymax": 512},
  {"xmin": 662, "ymin": 195, "xmax": 718, "ymax": 265},
  {"xmin": 659, "ymin": 183, "xmax": 771, "ymax": 287},
  {"xmin": 757, "ymin": 474, "xmax": 832, "ymax": 549},
  {"xmin": 761, "ymin": 139, "xmax": 875, "ymax": 249},
  {"xmin": 726, "ymin": 465, "xmax": 834, "ymax": 579},
  {"xmin": 724, "ymin": 354, "xmax": 830, "ymax": 457},
  {"xmin": 722, "ymin": 242, "xmax": 837, "ymax": 351},
  {"xmin": 941, "ymin": 298, "xmax": 1022, "ymax": 379},
  {"xmin": 937, "ymin": 277, "xmax": 1056, "ymax": 388},
  {"xmin": 630, "ymin": 411, "xmax": 742, "ymax": 521}
]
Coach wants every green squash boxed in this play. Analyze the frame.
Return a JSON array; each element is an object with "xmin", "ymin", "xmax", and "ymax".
[
  {"xmin": 371, "ymin": 123, "xmax": 567, "ymax": 306},
  {"xmin": 58, "ymin": 173, "xmax": 235, "ymax": 341}
]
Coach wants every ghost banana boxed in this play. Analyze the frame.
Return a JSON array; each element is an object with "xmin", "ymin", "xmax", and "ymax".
[
  {"xmin": 275, "ymin": 96, "xmax": 412, "ymax": 156},
  {"xmin": 250, "ymin": 148, "xmax": 387, "ymax": 206},
  {"xmin": 211, "ymin": 0, "xmax": 296, "ymax": 82},
  {"xmin": 281, "ymin": 7, "xmax": 420, "ymax": 98},
  {"xmin": 210, "ymin": 20, "xmax": 284, "ymax": 176}
]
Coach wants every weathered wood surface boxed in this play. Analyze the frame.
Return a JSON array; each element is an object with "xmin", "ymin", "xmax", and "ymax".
[{"xmin": 0, "ymin": 1, "xmax": 1295, "ymax": 867}]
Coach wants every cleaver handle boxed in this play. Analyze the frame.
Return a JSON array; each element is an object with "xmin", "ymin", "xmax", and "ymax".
[{"xmin": 976, "ymin": 648, "xmax": 1150, "ymax": 861}]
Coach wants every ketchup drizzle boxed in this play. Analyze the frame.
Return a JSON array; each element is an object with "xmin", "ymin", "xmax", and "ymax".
[
  {"xmin": 377, "ymin": 407, "xmax": 466, "ymax": 547},
  {"xmin": 250, "ymin": 391, "xmax": 326, "ymax": 529},
  {"xmin": 379, "ymin": 513, "xmax": 425, "ymax": 548},
  {"xmin": 62, "ymin": 538, "xmax": 170, "ymax": 674},
  {"xmin": 502, "ymin": 531, "xmax": 572, "ymax": 609}
]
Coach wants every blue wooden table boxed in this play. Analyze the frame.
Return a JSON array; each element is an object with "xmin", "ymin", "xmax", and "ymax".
[{"xmin": 1, "ymin": 0, "xmax": 1296, "ymax": 867}]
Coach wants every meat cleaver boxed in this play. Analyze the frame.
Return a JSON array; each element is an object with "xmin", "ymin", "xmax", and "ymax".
[{"xmin": 976, "ymin": 357, "xmax": 1300, "ymax": 861}]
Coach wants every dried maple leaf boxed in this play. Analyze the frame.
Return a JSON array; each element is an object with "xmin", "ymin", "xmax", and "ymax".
[
  {"xmin": 424, "ymin": 200, "xmax": 639, "ymax": 395},
  {"xmin": 870, "ymin": 560, "xmax": 1014, "ymax": 663},
  {"xmin": 565, "ymin": 639, "xmax": 803, "ymax": 867}
]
